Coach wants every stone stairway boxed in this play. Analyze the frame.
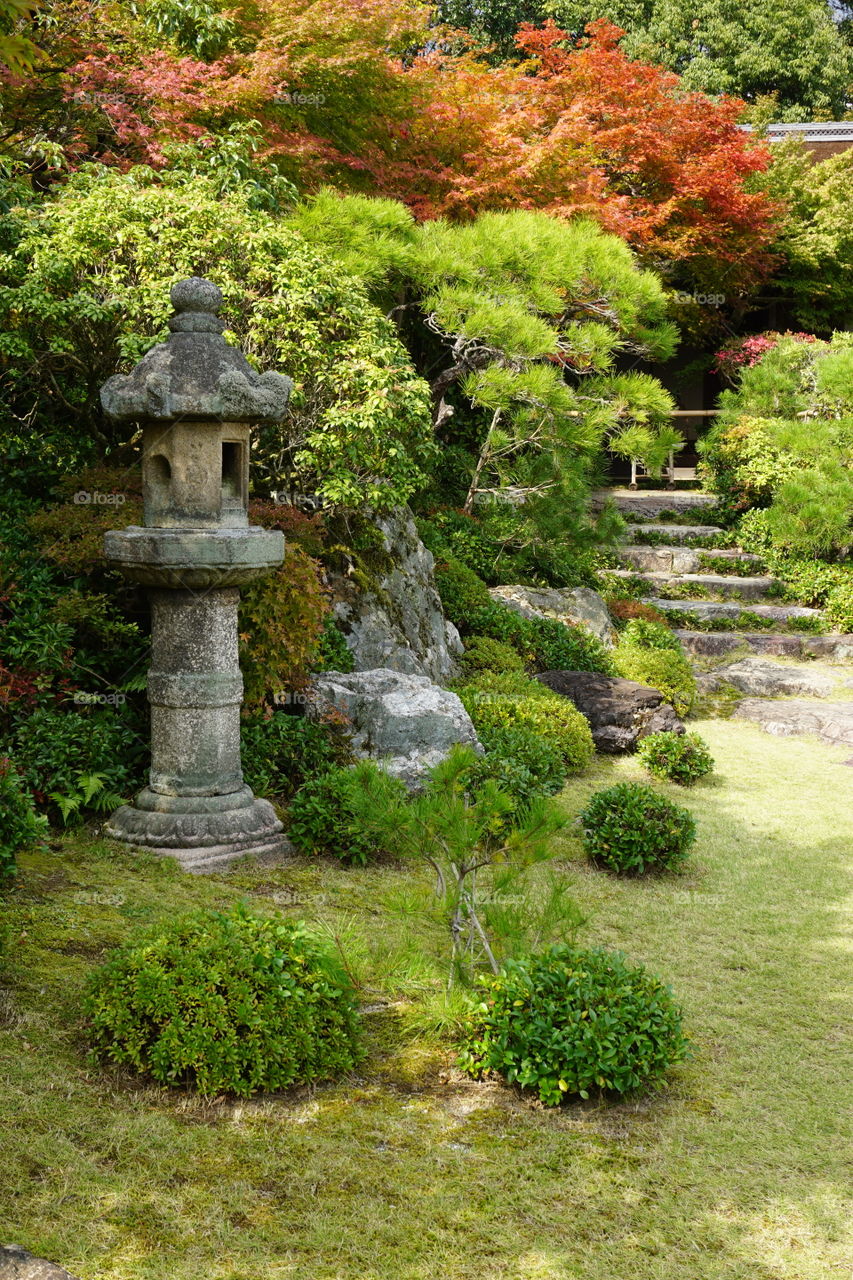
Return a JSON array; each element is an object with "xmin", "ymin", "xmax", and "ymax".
[{"xmin": 611, "ymin": 489, "xmax": 853, "ymax": 757}]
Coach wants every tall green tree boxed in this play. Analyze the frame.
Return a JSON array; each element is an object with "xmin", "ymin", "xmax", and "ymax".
[
  {"xmin": 289, "ymin": 190, "xmax": 680, "ymax": 513},
  {"xmin": 758, "ymin": 140, "xmax": 853, "ymax": 332}
]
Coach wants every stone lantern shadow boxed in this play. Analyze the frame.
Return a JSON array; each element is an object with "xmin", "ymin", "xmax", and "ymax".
[{"xmin": 101, "ymin": 277, "xmax": 292, "ymax": 871}]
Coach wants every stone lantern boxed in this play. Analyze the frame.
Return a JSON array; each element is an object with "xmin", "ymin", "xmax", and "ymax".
[{"xmin": 101, "ymin": 277, "xmax": 292, "ymax": 871}]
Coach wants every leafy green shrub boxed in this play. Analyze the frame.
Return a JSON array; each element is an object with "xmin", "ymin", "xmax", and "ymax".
[
  {"xmin": 636, "ymin": 732, "xmax": 714, "ymax": 786},
  {"xmin": 469, "ymin": 725, "xmax": 567, "ymax": 811},
  {"xmin": 580, "ymin": 782, "xmax": 696, "ymax": 874},
  {"xmin": 736, "ymin": 507, "xmax": 773, "ymax": 556},
  {"xmin": 0, "ymin": 168, "xmax": 433, "ymax": 507},
  {"xmin": 314, "ymin": 617, "xmax": 355, "ymax": 673},
  {"xmin": 527, "ymin": 614, "xmax": 614, "ymax": 675},
  {"xmin": 238, "ymin": 544, "xmax": 330, "ymax": 709},
  {"xmin": 287, "ymin": 761, "xmax": 408, "ymax": 864},
  {"xmin": 6, "ymin": 706, "xmax": 147, "ymax": 821},
  {"xmin": 460, "ymin": 943, "xmax": 688, "ymax": 1104},
  {"xmin": 84, "ymin": 907, "xmax": 362, "ymax": 1097},
  {"xmin": 241, "ymin": 713, "xmax": 354, "ymax": 802},
  {"xmin": 465, "ymin": 602, "xmax": 614, "ymax": 675},
  {"xmin": 824, "ymin": 579, "xmax": 853, "ymax": 633},
  {"xmin": 457, "ymin": 672, "xmax": 595, "ymax": 771},
  {"xmin": 434, "ymin": 556, "xmax": 492, "ymax": 626},
  {"xmin": 621, "ymin": 619, "xmax": 683, "ymax": 653},
  {"xmin": 612, "ymin": 646, "xmax": 696, "ymax": 716},
  {"xmin": 0, "ymin": 756, "xmax": 47, "ymax": 886},
  {"xmin": 458, "ymin": 635, "xmax": 525, "ymax": 676}
]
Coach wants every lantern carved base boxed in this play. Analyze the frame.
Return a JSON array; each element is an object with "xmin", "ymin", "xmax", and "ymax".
[{"xmin": 106, "ymin": 786, "xmax": 285, "ymax": 872}]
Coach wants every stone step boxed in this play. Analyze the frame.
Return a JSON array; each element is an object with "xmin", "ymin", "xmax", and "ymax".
[
  {"xmin": 734, "ymin": 698, "xmax": 853, "ymax": 753},
  {"xmin": 644, "ymin": 598, "xmax": 821, "ymax": 623},
  {"xmin": 612, "ymin": 569, "xmax": 779, "ymax": 601},
  {"xmin": 698, "ymin": 657, "xmax": 853, "ymax": 699},
  {"xmin": 594, "ymin": 489, "xmax": 717, "ymax": 519},
  {"xmin": 626, "ymin": 523, "xmax": 725, "ymax": 544},
  {"xmin": 619, "ymin": 546, "xmax": 763, "ymax": 575},
  {"xmin": 676, "ymin": 631, "xmax": 853, "ymax": 664}
]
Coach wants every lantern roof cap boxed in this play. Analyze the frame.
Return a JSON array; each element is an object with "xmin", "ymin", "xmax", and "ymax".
[{"xmin": 100, "ymin": 276, "xmax": 292, "ymax": 424}]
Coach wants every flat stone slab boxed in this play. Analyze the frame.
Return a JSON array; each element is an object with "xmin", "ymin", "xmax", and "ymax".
[
  {"xmin": 676, "ymin": 631, "xmax": 853, "ymax": 664},
  {"xmin": 625, "ymin": 524, "xmax": 724, "ymax": 542},
  {"xmin": 594, "ymin": 490, "xmax": 716, "ymax": 518},
  {"xmin": 615, "ymin": 570, "xmax": 778, "ymax": 600},
  {"xmin": 646, "ymin": 598, "xmax": 820, "ymax": 622},
  {"xmin": 703, "ymin": 657, "xmax": 844, "ymax": 698},
  {"xmin": 0, "ymin": 1246, "xmax": 80, "ymax": 1280},
  {"xmin": 619, "ymin": 546, "xmax": 763, "ymax": 574},
  {"xmin": 734, "ymin": 699, "xmax": 853, "ymax": 749},
  {"xmin": 534, "ymin": 670, "xmax": 684, "ymax": 753}
]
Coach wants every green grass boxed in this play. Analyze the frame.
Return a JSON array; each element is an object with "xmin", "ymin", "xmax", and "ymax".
[{"xmin": 1, "ymin": 719, "xmax": 851, "ymax": 1280}]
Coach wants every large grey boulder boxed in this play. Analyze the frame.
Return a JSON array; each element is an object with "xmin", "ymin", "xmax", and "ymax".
[
  {"xmin": 0, "ymin": 1247, "xmax": 80, "ymax": 1280},
  {"xmin": 312, "ymin": 669, "xmax": 482, "ymax": 787},
  {"xmin": 488, "ymin": 585, "xmax": 615, "ymax": 647},
  {"xmin": 535, "ymin": 671, "xmax": 684, "ymax": 753},
  {"xmin": 331, "ymin": 508, "xmax": 458, "ymax": 682}
]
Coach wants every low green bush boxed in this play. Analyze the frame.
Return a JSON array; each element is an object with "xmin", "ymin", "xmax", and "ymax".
[
  {"xmin": 5, "ymin": 705, "xmax": 147, "ymax": 822},
  {"xmin": 434, "ymin": 557, "xmax": 492, "ymax": 626},
  {"xmin": 637, "ymin": 732, "xmax": 714, "ymax": 786},
  {"xmin": 458, "ymin": 635, "xmax": 525, "ymax": 676},
  {"xmin": 621, "ymin": 619, "xmax": 683, "ymax": 653},
  {"xmin": 466, "ymin": 602, "xmax": 614, "ymax": 675},
  {"xmin": 0, "ymin": 756, "xmax": 47, "ymax": 886},
  {"xmin": 314, "ymin": 617, "xmax": 356, "ymax": 673},
  {"xmin": 84, "ymin": 907, "xmax": 362, "ymax": 1097},
  {"xmin": 457, "ymin": 673, "xmax": 595, "ymax": 772},
  {"xmin": 581, "ymin": 781, "xmax": 696, "ymax": 874},
  {"xmin": 459, "ymin": 943, "xmax": 688, "ymax": 1104},
  {"xmin": 241, "ymin": 713, "xmax": 353, "ymax": 802},
  {"xmin": 612, "ymin": 645, "xmax": 696, "ymax": 716},
  {"xmin": 470, "ymin": 725, "xmax": 567, "ymax": 812},
  {"xmin": 287, "ymin": 761, "xmax": 408, "ymax": 864},
  {"xmin": 824, "ymin": 579, "xmax": 853, "ymax": 633}
]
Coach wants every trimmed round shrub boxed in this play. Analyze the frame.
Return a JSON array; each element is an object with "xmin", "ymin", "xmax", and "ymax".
[
  {"xmin": 621, "ymin": 619, "xmax": 683, "ymax": 653},
  {"xmin": 637, "ymin": 732, "xmax": 714, "ymax": 786},
  {"xmin": 287, "ymin": 761, "xmax": 408, "ymax": 864},
  {"xmin": 581, "ymin": 781, "xmax": 696, "ymax": 874},
  {"xmin": 469, "ymin": 724, "xmax": 568, "ymax": 811},
  {"xmin": 0, "ymin": 756, "xmax": 47, "ymax": 886},
  {"xmin": 458, "ymin": 635, "xmax": 525, "ymax": 677},
  {"xmin": 612, "ymin": 645, "xmax": 696, "ymax": 716},
  {"xmin": 460, "ymin": 943, "xmax": 688, "ymax": 1104},
  {"xmin": 83, "ymin": 907, "xmax": 362, "ymax": 1097},
  {"xmin": 241, "ymin": 713, "xmax": 353, "ymax": 802},
  {"xmin": 458, "ymin": 672, "xmax": 595, "ymax": 772}
]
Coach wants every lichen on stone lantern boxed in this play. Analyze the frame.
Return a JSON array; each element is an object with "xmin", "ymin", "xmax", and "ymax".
[{"xmin": 101, "ymin": 277, "xmax": 292, "ymax": 871}]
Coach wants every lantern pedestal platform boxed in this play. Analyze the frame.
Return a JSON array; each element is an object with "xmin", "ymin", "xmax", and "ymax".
[{"xmin": 105, "ymin": 786, "xmax": 285, "ymax": 872}]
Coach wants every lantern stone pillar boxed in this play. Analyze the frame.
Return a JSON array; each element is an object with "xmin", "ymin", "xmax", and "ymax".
[{"xmin": 101, "ymin": 277, "xmax": 292, "ymax": 871}]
